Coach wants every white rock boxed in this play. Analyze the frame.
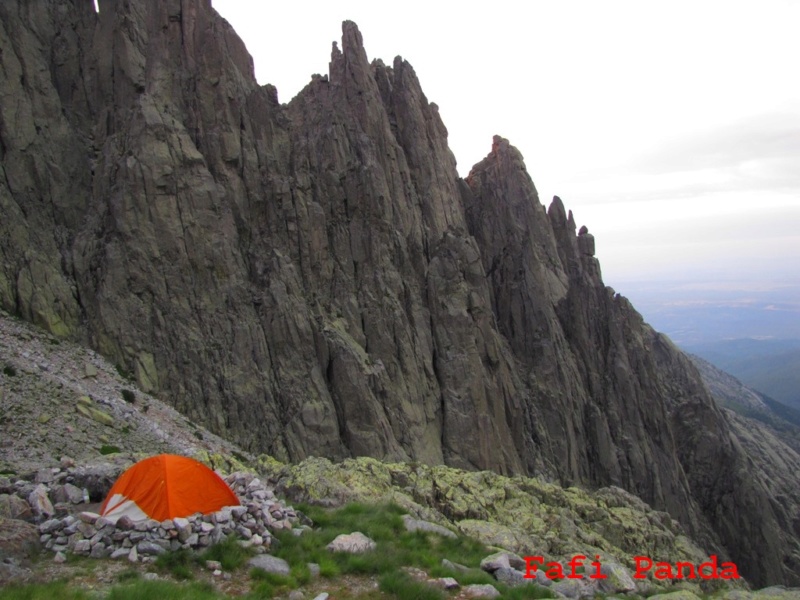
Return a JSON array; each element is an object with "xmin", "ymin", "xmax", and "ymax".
[
  {"xmin": 326, "ymin": 532, "xmax": 376, "ymax": 553},
  {"xmin": 78, "ymin": 511, "xmax": 100, "ymax": 524},
  {"xmin": 28, "ymin": 484, "xmax": 55, "ymax": 518},
  {"xmin": 463, "ymin": 584, "xmax": 501, "ymax": 598},
  {"xmin": 248, "ymin": 554, "xmax": 290, "ymax": 576}
]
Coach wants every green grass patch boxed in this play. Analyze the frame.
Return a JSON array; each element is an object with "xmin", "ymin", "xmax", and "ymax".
[
  {"xmin": 271, "ymin": 501, "xmax": 495, "ymax": 586},
  {"xmin": 155, "ymin": 548, "xmax": 197, "ymax": 580},
  {"xmin": 378, "ymin": 571, "xmax": 446, "ymax": 600},
  {"xmin": 99, "ymin": 444, "xmax": 121, "ymax": 455},
  {"xmin": 429, "ymin": 565, "xmax": 495, "ymax": 585},
  {"xmin": 0, "ymin": 582, "xmax": 89, "ymax": 600},
  {"xmin": 116, "ymin": 568, "xmax": 142, "ymax": 583},
  {"xmin": 106, "ymin": 580, "xmax": 222, "ymax": 600},
  {"xmin": 200, "ymin": 535, "xmax": 254, "ymax": 571},
  {"xmin": 246, "ymin": 570, "xmax": 297, "ymax": 599}
]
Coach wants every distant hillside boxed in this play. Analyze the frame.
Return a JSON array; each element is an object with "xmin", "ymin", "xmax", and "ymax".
[
  {"xmin": 689, "ymin": 354, "xmax": 800, "ymax": 454},
  {"xmin": 685, "ymin": 339, "xmax": 800, "ymax": 410}
]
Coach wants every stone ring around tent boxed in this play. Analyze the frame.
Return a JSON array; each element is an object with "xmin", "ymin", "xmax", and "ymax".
[{"xmin": 100, "ymin": 454, "xmax": 240, "ymax": 522}]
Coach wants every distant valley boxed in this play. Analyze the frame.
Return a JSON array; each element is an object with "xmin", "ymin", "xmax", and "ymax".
[{"xmin": 616, "ymin": 279, "xmax": 800, "ymax": 410}]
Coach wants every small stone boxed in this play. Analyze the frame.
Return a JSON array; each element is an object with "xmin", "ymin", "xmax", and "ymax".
[
  {"xmin": 39, "ymin": 519, "xmax": 63, "ymax": 534},
  {"xmin": 213, "ymin": 569, "xmax": 222, "ymax": 577},
  {"xmin": 493, "ymin": 567, "xmax": 526, "ymax": 587},
  {"xmin": 432, "ymin": 577, "xmax": 459, "ymax": 590},
  {"xmin": 33, "ymin": 469, "xmax": 55, "ymax": 483},
  {"xmin": 137, "ymin": 541, "xmax": 166, "ymax": 555},
  {"xmin": 90, "ymin": 542, "xmax": 109, "ymax": 558},
  {"xmin": 0, "ymin": 494, "xmax": 33, "ymax": 520},
  {"xmin": 143, "ymin": 573, "xmax": 158, "ymax": 581},
  {"xmin": 597, "ymin": 561, "xmax": 636, "ymax": 594},
  {"xmin": 60, "ymin": 456, "xmax": 76, "ymax": 469},
  {"xmin": 288, "ymin": 591, "xmax": 304, "ymax": 600},
  {"xmin": 78, "ymin": 511, "xmax": 100, "ymax": 524},
  {"xmin": 463, "ymin": 584, "xmax": 501, "ymax": 598},
  {"xmin": 441, "ymin": 558, "xmax": 469, "ymax": 573},
  {"xmin": 402, "ymin": 515, "xmax": 457, "ymax": 538},
  {"xmin": 551, "ymin": 578, "xmax": 596, "ymax": 599},
  {"xmin": 111, "ymin": 547, "xmax": 129, "ymax": 559},
  {"xmin": 28, "ymin": 484, "xmax": 55, "ymax": 518},
  {"xmin": 206, "ymin": 560, "xmax": 222, "ymax": 571},
  {"xmin": 116, "ymin": 515, "xmax": 135, "ymax": 531},
  {"xmin": 326, "ymin": 532, "xmax": 376, "ymax": 553},
  {"xmin": 95, "ymin": 516, "xmax": 113, "ymax": 529},
  {"xmin": 128, "ymin": 546, "xmax": 138, "ymax": 562},
  {"xmin": 84, "ymin": 363, "xmax": 98, "ymax": 378},
  {"xmin": 308, "ymin": 563, "xmax": 320, "ymax": 578},
  {"xmin": 312, "ymin": 594, "xmax": 329, "ymax": 600},
  {"xmin": 480, "ymin": 551, "xmax": 526, "ymax": 573},
  {"xmin": 54, "ymin": 551, "xmax": 67, "ymax": 563},
  {"xmin": 248, "ymin": 554, "xmax": 290, "ymax": 576},
  {"xmin": 64, "ymin": 483, "xmax": 85, "ymax": 504}
]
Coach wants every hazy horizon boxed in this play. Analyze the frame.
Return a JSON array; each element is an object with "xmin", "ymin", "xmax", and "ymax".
[{"xmin": 211, "ymin": 0, "xmax": 799, "ymax": 302}]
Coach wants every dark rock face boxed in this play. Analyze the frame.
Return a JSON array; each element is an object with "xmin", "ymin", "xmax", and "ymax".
[{"xmin": 1, "ymin": 0, "xmax": 798, "ymax": 586}]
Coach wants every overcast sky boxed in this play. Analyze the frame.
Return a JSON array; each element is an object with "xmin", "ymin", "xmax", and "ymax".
[{"xmin": 211, "ymin": 0, "xmax": 800, "ymax": 288}]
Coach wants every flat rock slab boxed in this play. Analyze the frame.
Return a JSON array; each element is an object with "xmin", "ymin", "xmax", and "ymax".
[
  {"xmin": 550, "ymin": 578, "xmax": 597, "ymax": 599},
  {"xmin": 326, "ymin": 531, "xmax": 376, "ymax": 553},
  {"xmin": 597, "ymin": 561, "xmax": 636, "ymax": 594},
  {"xmin": 248, "ymin": 554, "xmax": 290, "ymax": 576},
  {"xmin": 463, "ymin": 583, "xmax": 501, "ymax": 598},
  {"xmin": 402, "ymin": 514, "xmax": 457, "ymax": 538}
]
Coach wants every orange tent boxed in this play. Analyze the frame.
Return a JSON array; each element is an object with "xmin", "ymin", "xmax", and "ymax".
[{"xmin": 100, "ymin": 454, "xmax": 239, "ymax": 522}]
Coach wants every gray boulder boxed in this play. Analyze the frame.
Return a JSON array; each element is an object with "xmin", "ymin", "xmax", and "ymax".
[{"xmin": 248, "ymin": 554, "xmax": 291, "ymax": 576}]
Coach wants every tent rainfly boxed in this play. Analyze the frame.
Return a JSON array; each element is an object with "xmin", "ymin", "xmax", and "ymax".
[{"xmin": 100, "ymin": 454, "xmax": 239, "ymax": 522}]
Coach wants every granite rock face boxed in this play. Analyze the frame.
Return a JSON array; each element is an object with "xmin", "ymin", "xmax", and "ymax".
[{"xmin": 0, "ymin": 0, "xmax": 798, "ymax": 586}]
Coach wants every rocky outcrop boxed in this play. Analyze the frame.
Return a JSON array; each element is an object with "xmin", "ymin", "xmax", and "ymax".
[{"xmin": 1, "ymin": 0, "xmax": 798, "ymax": 587}]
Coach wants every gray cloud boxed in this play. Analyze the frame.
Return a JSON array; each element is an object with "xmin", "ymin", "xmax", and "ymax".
[{"xmin": 633, "ymin": 110, "xmax": 800, "ymax": 182}]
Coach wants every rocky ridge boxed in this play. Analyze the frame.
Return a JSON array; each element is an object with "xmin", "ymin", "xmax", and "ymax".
[
  {"xmin": 690, "ymin": 354, "xmax": 800, "ymax": 454},
  {"xmin": 0, "ymin": 0, "xmax": 798, "ymax": 587}
]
